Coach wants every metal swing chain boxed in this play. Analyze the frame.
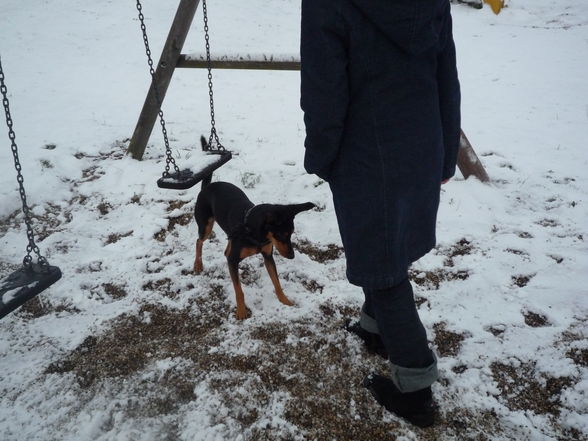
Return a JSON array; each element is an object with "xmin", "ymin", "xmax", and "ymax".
[
  {"xmin": 0, "ymin": 57, "xmax": 49, "ymax": 268},
  {"xmin": 135, "ymin": 0, "xmax": 180, "ymax": 177},
  {"xmin": 202, "ymin": 0, "xmax": 226, "ymax": 153}
]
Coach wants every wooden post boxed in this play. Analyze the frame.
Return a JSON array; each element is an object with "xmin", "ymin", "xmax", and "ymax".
[
  {"xmin": 457, "ymin": 129, "xmax": 490, "ymax": 182},
  {"xmin": 128, "ymin": 0, "xmax": 201, "ymax": 160}
]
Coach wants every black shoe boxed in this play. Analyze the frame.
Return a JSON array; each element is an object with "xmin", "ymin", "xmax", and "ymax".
[
  {"xmin": 345, "ymin": 320, "xmax": 388, "ymax": 359},
  {"xmin": 363, "ymin": 373, "xmax": 435, "ymax": 428}
]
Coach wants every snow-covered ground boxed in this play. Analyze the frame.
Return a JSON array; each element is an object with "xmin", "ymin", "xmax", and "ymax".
[{"xmin": 1, "ymin": 1, "xmax": 587, "ymax": 440}]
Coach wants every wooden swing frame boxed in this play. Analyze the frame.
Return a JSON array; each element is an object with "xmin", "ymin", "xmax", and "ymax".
[{"xmin": 127, "ymin": 0, "xmax": 489, "ymax": 183}]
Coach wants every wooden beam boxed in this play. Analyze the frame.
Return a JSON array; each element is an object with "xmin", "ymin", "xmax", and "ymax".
[
  {"xmin": 177, "ymin": 54, "xmax": 300, "ymax": 71},
  {"xmin": 128, "ymin": 0, "xmax": 201, "ymax": 160}
]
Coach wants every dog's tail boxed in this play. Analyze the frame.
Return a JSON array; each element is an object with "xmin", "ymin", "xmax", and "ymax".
[{"xmin": 200, "ymin": 136, "xmax": 208, "ymax": 152}]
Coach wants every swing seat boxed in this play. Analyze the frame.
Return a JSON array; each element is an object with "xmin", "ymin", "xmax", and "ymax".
[
  {"xmin": 0, "ymin": 264, "xmax": 62, "ymax": 319},
  {"xmin": 157, "ymin": 151, "xmax": 232, "ymax": 189}
]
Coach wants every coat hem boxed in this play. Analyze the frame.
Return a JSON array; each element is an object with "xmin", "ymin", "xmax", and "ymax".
[{"xmin": 345, "ymin": 244, "xmax": 434, "ymax": 289}]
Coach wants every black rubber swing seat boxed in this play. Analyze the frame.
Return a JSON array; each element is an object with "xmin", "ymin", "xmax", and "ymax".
[
  {"xmin": 156, "ymin": 151, "xmax": 232, "ymax": 190},
  {"xmin": 0, "ymin": 264, "xmax": 62, "ymax": 319}
]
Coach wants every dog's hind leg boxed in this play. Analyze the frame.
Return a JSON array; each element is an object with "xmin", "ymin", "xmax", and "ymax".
[
  {"xmin": 194, "ymin": 215, "xmax": 215, "ymax": 274},
  {"xmin": 261, "ymin": 243, "xmax": 294, "ymax": 307}
]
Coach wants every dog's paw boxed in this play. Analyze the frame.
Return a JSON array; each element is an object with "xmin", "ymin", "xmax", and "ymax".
[
  {"xmin": 279, "ymin": 296, "xmax": 295, "ymax": 307},
  {"xmin": 193, "ymin": 261, "xmax": 203, "ymax": 274},
  {"xmin": 235, "ymin": 306, "xmax": 252, "ymax": 320}
]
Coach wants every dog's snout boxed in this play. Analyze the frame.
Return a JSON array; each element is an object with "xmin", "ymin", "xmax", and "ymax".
[
  {"xmin": 276, "ymin": 241, "xmax": 294, "ymax": 259},
  {"xmin": 277, "ymin": 245, "xmax": 295, "ymax": 259}
]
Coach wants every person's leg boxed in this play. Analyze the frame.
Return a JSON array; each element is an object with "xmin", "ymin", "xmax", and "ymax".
[
  {"xmin": 346, "ymin": 289, "xmax": 388, "ymax": 357},
  {"xmin": 368, "ymin": 277, "xmax": 437, "ymax": 391},
  {"xmin": 363, "ymin": 277, "xmax": 438, "ymax": 427},
  {"xmin": 360, "ymin": 289, "xmax": 379, "ymax": 334}
]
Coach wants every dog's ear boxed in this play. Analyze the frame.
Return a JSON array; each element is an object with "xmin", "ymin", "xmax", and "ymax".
[{"xmin": 288, "ymin": 202, "xmax": 315, "ymax": 216}]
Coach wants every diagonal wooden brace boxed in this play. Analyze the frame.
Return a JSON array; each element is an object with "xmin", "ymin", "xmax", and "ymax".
[
  {"xmin": 458, "ymin": 129, "xmax": 490, "ymax": 182},
  {"xmin": 128, "ymin": 0, "xmax": 201, "ymax": 160}
]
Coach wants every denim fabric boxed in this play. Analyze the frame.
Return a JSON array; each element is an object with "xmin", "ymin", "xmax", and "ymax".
[
  {"xmin": 360, "ymin": 303, "xmax": 380, "ymax": 334},
  {"xmin": 390, "ymin": 356, "xmax": 439, "ymax": 393},
  {"xmin": 362, "ymin": 277, "xmax": 438, "ymax": 392}
]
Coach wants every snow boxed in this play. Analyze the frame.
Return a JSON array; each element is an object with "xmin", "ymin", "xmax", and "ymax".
[
  {"xmin": 1, "ymin": 281, "xmax": 39, "ymax": 305},
  {"xmin": 1, "ymin": 0, "xmax": 588, "ymax": 440},
  {"xmin": 184, "ymin": 52, "xmax": 300, "ymax": 63},
  {"xmin": 1, "ymin": 286, "xmax": 21, "ymax": 304}
]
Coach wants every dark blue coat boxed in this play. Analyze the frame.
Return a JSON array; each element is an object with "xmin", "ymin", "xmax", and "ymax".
[{"xmin": 301, "ymin": 0, "xmax": 461, "ymax": 289}]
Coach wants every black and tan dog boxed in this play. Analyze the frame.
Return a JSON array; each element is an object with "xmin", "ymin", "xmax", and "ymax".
[{"xmin": 193, "ymin": 181, "xmax": 315, "ymax": 319}]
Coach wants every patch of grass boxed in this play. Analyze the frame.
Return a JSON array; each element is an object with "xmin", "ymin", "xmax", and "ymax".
[
  {"xmin": 105, "ymin": 231, "xmax": 133, "ymax": 245},
  {"xmin": 45, "ymin": 298, "xmax": 226, "ymax": 388},
  {"xmin": 490, "ymin": 361, "xmax": 574, "ymax": 416},
  {"xmin": 433, "ymin": 322, "xmax": 468, "ymax": 357},
  {"xmin": 452, "ymin": 365, "xmax": 468, "ymax": 374},
  {"xmin": 30, "ymin": 202, "xmax": 72, "ymax": 241},
  {"xmin": 74, "ymin": 145, "xmax": 126, "ymax": 161},
  {"xmin": 300, "ymin": 278, "xmax": 324, "ymax": 294},
  {"xmin": 549, "ymin": 254, "xmax": 564, "ymax": 264},
  {"xmin": 566, "ymin": 348, "xmax": 588, "ymax": 367},
  {"xmin": 239, "ymin": 262, "xmax": 261, "ymax": 286},
  {"xmin": 0, "ymin": 210, "xmax": 21, "ymax": 236},
  {"xmin": 200, "ymin": 320, "xmax": 399, "ymax": 441},
  {"xmin": 153, "ymin": 204, "xmax": 194, "ymax": 242},
  {"xmin": 154, "ymin": 229, "xmax": 167, "ymax": 242},
  {"xmin": 293, "ymin": 239, "xmax": 344, "ymax": 263},
  {"xmin": 282, "ymin": 272, "xmax": 324, "ymax": 294},
  {"xmin": 517, "ymin": 231, "xmax": 534, "ymax": 239},
  {"xmin": 97, "ymin": 202, "xmax": 111, "ymax": 215},
  {"xmin": 536, "ymin": 218, "xmax": 560, "ymax": 228},
  {"xmin": 317, "ymin": 301, "xmax": 356, "ymax": 319},
  {"xmin": 523, "ymin": 310, "xmax": 550, "ymax": 327},
  {"xmin": 16, "ymin": 296, "xmax": 80, "ymax": 319},
  {"xmin": 250, "ymin": 323, "xmax": 288, "ymax": 345},
  {"xmin": 168, "ymin": 213, "xmax": 193, "ymax": 231},
  {"xmin": 142, "ymin": 278, "xmax": 179, "ymax": 298},
  {"xmin": 437, "ymin": 408, "xmax": 501, "ymax": 441},
  {"xmin": 81, "ymin": 165, "xmax": 105, "ymax": 182},
  {"xmin": 130, "ymin": 194, "xmax": 141, "ymax": 204},
  {"xmin": 409, "ymin": 268, "xmax": 470, "ymax": 290},
  {"xmin": 102, "ymin": 283, "xmax": 128, "ymax": 300},
  {"xmin": 166, "ymin": 200, "xmax": 190, "ymax": 212},
  {"xmin": 40, "ymin": 159, "xmax": 54, "ymax": 169},
  {"xmin": 441, "ymin": 238, "xmax": 475, "ymax": 267},
  {"xmin": 486, "ymin": 324, "xmax": 507, "ymax": 337},
  {"xmin": 512, "ymin": 273, "xmax": 535, "ymax": 288},
  {"xmin": 40, "ymin": 288, "xmax": 582, "ymax": 440},
  {"xmin": 505, "ymin": 248, "xmax": 528, "ymax": 257}
]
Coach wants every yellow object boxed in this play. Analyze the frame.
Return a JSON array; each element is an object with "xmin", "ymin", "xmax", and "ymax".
[{"xmin": 484, "ymin": 0, "xmax": 505, "ymax": 15}]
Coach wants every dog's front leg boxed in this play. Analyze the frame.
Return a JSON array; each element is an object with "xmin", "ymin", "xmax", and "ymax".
[
  {"xmin": 261, "ymin": 244, "xmax": 294, "ymax": 307},
  {"xmin": 227, "ymin": 257, "xmax": 250, "ymax": 320}
]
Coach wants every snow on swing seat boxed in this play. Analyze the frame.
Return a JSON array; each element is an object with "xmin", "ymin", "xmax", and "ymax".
[
  {"xmin": 0, "ymin": 264, "xmax": 62, "ymax": 319},
  {"xmin": 156, "ymin": 149, "xmax": 232, "ymax": 190}
]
